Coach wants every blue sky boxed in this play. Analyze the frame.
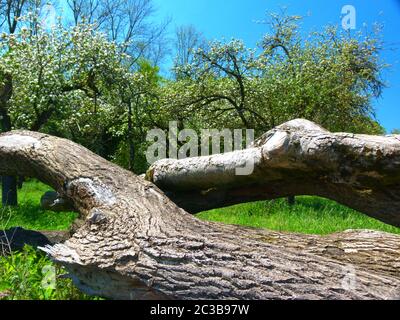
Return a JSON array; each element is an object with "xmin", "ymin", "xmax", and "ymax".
[{"xmin": 153, "ymin": 0, "xmax": 400, "ymax": 133}]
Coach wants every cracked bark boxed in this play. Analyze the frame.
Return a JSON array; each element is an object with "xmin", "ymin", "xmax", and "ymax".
[{"xmin": 0, "ymin": 120, "xmax": 399, "ymax": 300}]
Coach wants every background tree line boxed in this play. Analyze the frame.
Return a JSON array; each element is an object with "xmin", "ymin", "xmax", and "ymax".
[{"xmin": 0, "ymin": 1, "xmax": 387, "ymax": 206}]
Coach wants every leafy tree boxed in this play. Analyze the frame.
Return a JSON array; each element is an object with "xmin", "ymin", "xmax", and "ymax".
[
  {"xmin": 162, "ymin": 13, "xmax": 386, "ymax": 136},
  {"xmin": 1, "ymin": 19, "xmax": 124, "ymax": 139},
  {"xmin": 0, "ymin": 12, "xmax": 159, "ymax": 204},
  {"xmin": 163, "ymin": 40, "xmax": 265, "ymax": 133},
  {"xmin": 108, "ymin": 59, "xmax": 162, "ymax": 172}
]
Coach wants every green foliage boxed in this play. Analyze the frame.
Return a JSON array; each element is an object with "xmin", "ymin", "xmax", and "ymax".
[
  {"xmin": 1, "ymin": 21, "xmax": 125, "ymax": 128},
  {"xmin": 0, "ymin": 12, "xmax": 161, "ymax": 169},
  {"xmin": 0, "ymin": 19, "xmax": 136, "ymax": 159},
  {"xmin": 164, "ymin": 13, "xmax": 386, "ymax": 136},
  {"xmin": 112, "ymin": 139, "xmax": 151, "ymax": 174},
  {"xmin": 0, "ymin": 246, "xmax": 99, "ymax": 300},
  {"xmin": 107, "ymin": 59, "xmax": 164, "ymax": 172},
  {"xmin": 197, "ymin": 197, "xmax": 400, "ymax": 235}
]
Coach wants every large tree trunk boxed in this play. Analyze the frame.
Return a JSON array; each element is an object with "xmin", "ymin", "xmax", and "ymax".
[
  {"xmin": 147, "ymin": 119, "xmax": 400, "ymax": 228},
  {"xmin": 0, "ymin": 121, "xmax": 399, "ymax": 300}
]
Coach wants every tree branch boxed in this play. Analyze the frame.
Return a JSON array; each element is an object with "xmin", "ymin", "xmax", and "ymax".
[{"xmin": 0, "ymin": 122, "xmax": 399, "ymax": 300}]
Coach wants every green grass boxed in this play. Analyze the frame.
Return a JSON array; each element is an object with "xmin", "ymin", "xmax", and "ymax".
[
  {"xmin": 0, "ymin": 180, "xmax": 78, "ymax": 231},
  {"xmin": 197, "ymin": 197, "xmax": 400, "ymax": 235}
]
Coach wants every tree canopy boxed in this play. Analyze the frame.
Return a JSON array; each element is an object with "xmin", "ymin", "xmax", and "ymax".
[
  {"xmin": 164, "ymin": 14, "xmax": 386, "ymax": 136},
  {"xmin": 0, "ymin": 5, "xmax": 388, "ymax": 176}
]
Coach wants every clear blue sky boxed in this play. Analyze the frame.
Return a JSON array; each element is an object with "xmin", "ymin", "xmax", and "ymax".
[{"xmin": 153, "ymin": 0, "xmax": 400, "ymax": 133}]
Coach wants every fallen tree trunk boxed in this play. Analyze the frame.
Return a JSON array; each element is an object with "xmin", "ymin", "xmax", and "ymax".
[
  {"xmin": 0, "ymin": 122, "xmax": 399, "ymax": 300},
  {"xmin": 148, "ymin": 119, "xmax": 400, "ymax": 228}
]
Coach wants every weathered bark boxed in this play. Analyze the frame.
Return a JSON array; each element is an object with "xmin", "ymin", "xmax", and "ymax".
[
  {"xmin": 0, "ymin": 122, "xmax": 399, "ymax": 300},
  {"xmin": 148, "ymin": 119, "xmax": 400, "ymax": 228}
]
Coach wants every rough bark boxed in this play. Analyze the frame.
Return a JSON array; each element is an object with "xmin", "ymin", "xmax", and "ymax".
[
  {"xmin": 148, "ymin": 119, "xmax": 400, "ymax": 228},
  {"xmin": 0, "ymin": 122, "xmax": 399, "ymax": 300}
]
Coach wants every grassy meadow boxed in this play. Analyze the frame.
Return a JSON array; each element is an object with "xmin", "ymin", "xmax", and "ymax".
[
  {"xmin": 197, "ymin": 197, "xmax": 400, "ymax": 235},
  {"xmin": 0, "ymin": 180, "xmax": 78, "ymax": 231}
]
